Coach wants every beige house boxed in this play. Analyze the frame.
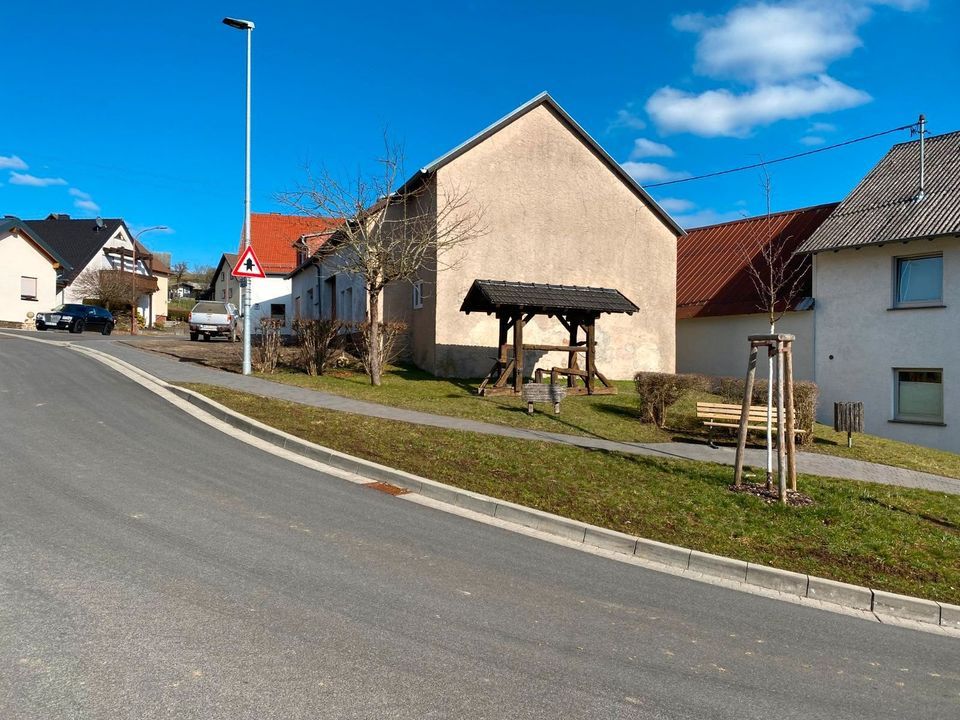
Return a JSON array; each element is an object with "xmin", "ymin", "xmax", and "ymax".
[
  {"xmin": 0, "ymin": 218, "xmax": 71, "ymax": 327},
  {"xmin": 291, "ymin": 93, "xmax": 683, "ymax": 379}
]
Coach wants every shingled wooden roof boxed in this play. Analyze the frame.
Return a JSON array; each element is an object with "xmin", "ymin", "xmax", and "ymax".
[{"xmin": 460, "ymin": 279, "xmax": 639, "ymax": 316}]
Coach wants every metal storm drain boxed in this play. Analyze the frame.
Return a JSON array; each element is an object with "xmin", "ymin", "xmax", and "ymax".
[{"xmin": 364, "ymin": 481, "xmax": 410, "ymax": 496}]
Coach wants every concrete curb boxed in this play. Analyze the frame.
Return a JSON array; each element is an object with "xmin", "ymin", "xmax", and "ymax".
[{"xmin": 47, "ymin": 339, "xmax": 960, "ymax": 630}]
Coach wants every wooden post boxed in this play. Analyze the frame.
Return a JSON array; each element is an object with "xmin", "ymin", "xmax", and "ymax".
[
  {"xmin": 567, "ymin": 321, "xmax": 578, "ymax": 389},
  {"xmin": 733, "ymin": 344, "xmax": 759, "ymax": 487},
  {"xmin": 783, "ymin": 342, "xmax": 797, "ymax": 492},
  {"xmin": 497, "ymin": 314, "xmax": 508, "ymax": 370},
  {"xmin": 513, "ymin": 312, "xmax": 524, "ymax": 393},
  {"xmin": 776, "ymin": 342, "xmax": 787, "ymax": 504},
  {"xmin": 586, "ymin": 320, "xmax": 596, "ymax": 395}
]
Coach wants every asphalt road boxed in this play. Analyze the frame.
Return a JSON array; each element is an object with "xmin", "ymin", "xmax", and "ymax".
[{"xmin": 0, "ymin": 335, "xmax": 957, "ymax": 719}]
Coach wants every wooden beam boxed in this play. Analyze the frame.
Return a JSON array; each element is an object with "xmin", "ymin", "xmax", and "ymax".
[
  {"xmin": 513, "ymin": 313, "xmax": 524, "ymax": 393},
  {"xmin": 586, "ymin": 322, "xmax": 596, "ymax": 394},
  {"xmin": 733, "ymin": 345, "xmax": 759, "ymax": 487}
]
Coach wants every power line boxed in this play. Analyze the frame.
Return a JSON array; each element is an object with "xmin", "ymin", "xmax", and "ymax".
[{"xmin": 642, "ymin": 122, "xmax": 917, "ymax": 189}]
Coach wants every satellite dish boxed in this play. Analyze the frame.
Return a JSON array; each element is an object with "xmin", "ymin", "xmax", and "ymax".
[{"xmin": 95, "ymin": 217, "xmax": 105, "ymax": 229}]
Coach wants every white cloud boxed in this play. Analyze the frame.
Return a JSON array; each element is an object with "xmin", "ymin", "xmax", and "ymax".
[
  {"xmin": 646, "ymin": 75, "xmax": 870, "ymax": 137},
  {"xmin": 621, "ymin": 161, "xmax": 690, "ymax": 184},
  {"xmin": 69, "ymin": 188, "xmax": 101, "ymax": 215},
  {"xmin": 9, "ymin": 172, "xmax": 68, "ymax": 187},
  {"xmin": 655, "ymin": 197, "xmax": 697, "ymax": 213},
  {"xmin": 645, "ymin": 1, "xmax": 921, "ymax": 137},
  {"xmin": 673, "ymin": 208, "xmax": 745, "ymax": 229},
  {"xmin": 0, "ymin": 155, "xmax": 28, "ymax": 170},
  {"xmin": 799, "ymin": 135, "xmax": 826, "ymax": 146},
  {"xmin": 629, "ymin": 138, "xmax": 675, "ymax": 159},
  {"xmin": 692, "ymin": 2, "xmax": 865, "ymax": 83},
  {"xmin": 808, "ymin": 121, "xmax": 836, "ymax": 133},
  {"xmin": 608, "ymin": 108, "xmax": 646, "ymax": 132}
]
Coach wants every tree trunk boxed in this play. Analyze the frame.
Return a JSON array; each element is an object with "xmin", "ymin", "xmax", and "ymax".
[{"xmin": 368, "ymin": 288, "xmax": 382, "ymax": 386}]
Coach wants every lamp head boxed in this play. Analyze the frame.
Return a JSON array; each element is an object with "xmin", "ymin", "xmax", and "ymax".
[{"xmin": 222, "ymin": 17, "xmax": 255, "ymax": 30}]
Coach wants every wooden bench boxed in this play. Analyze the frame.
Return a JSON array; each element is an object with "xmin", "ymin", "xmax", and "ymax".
[
  {"xmin": 522, "ymin": 383, "xmax": 567, "ymax": 414},
  {"xmin": 696, "ymin": 402, "xmax": 806, "ymax": 447}
]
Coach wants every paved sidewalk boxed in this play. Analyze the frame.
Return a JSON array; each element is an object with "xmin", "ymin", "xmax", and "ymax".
[{"xmin": 91, "ymin": 339, "xmax": 960, "ymax": 495}]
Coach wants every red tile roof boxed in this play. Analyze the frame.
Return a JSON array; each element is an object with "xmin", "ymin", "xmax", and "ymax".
[
  {"xmin": 240, "ymin": 213, "xmax": 339, "ymax": 274},
  {"xmin": 677, "ymin": 203, "xmax": 837, "ymax": 320}
]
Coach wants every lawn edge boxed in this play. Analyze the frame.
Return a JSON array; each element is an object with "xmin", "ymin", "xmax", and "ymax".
[{"xmin": 166, "ymin": 382, "xmax": 957, "ymax": 630}]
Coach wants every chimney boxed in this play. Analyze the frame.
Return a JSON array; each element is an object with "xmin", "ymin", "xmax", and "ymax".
[{"xmin": 46, "ymin": 213, "xmax": 71, "ymax": 220}]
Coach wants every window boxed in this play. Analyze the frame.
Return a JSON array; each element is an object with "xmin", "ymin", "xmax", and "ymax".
[
  {"xmin": 894, "ymin": 369, "xmax": 943, "ymax": 423},
  {"xmin": 413, "ymin": 280, "xmax": 423, "ymax": 309},
  {"xmin": 340, "ymin": 287, "xmax": 352, "ymax": 322},
  {"xmin": 222, "ymin": 289, "xmax": 226, "ymax": 299},
  {"xmin": 294, "ymin": 296, "xmax": 301, "ymax": 320},
  {"xmin": 270, "ymin": 303, "xmax": 286, "ymax": 326},
  {"xmin": 895, "ymin": 254, "xmax": 942, "ymax": 307},
  {"xmin": 20, "ymin": 276, "xmax": 38, "ymax": 301},
  {"xmin": 228, "ymin": 288, "xmax": 233, "ymax": 299}
]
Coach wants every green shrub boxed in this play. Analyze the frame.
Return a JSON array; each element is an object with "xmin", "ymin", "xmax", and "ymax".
[
  {"xmin": 716, "ymin": 376, "xmax": 819, "ymax": 444},
  {"xmin": 292, "ymin": 318, "xmax": 343, "ymax": 376},
  {"xmin": 168, "ymin": 306, "xmax": 190, "ymax": 322},
  {"xmin": 634, "ymin": 372, "xmax": 709, "ymax": 427}
]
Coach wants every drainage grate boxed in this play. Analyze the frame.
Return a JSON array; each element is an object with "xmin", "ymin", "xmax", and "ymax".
[{"xmin": 364, "ymin": 481, "xmax": 410, "ymax": 496}]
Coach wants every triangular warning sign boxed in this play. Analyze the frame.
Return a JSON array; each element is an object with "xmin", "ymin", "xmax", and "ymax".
[{"xmin": 232, "ymin": 246, "xmax": 266, "ymax": 278}]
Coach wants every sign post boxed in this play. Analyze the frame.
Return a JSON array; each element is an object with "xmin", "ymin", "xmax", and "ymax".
[{"xmin": 232, "ymin": 245, "xmax": 266, "ymax": 375}]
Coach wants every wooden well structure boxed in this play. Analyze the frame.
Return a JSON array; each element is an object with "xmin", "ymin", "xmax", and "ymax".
[{"xmin": 460, "ymin": 279, "xmax": 639, "ymax": 396}]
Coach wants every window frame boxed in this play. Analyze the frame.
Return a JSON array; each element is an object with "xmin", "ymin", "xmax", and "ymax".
[
  {"xmin": 892, "ymin": 367, "xmax": 944, "ymax": 425},
  {"xmin": 413, "ymin": 280, "xmax": 423, "ymax": 310},
  {"xmin": 20, "ymin": 276, "xmax": 38, "ymax": 301},
  {"xmin": 893, "ymin": 252, "xmax": 943, "ymax": 309}
]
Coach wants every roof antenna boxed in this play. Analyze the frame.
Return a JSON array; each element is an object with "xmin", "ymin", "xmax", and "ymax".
[{"xmin": 913, "ymin": 114, "xmax": 926, "ymax": 202}]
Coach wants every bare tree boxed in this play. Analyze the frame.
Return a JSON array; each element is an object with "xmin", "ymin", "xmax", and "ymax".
[
  {"xmin": 172, "ymin": 261, "xmax": 189, "ymax": 285},
  {"xmin": 741, "ymin": 167, "xmax": 809, "ymax": 488},
  {"xmin": 71, "ymin": 268, "xmax": 135, "ymax": 313},
  {"xmin": 189, "ymin": 264, "xmax": 215, "ymax": 285},
  {"xmin": 280, "ymin": 137, "xmax": 485, "ymax": 385}
]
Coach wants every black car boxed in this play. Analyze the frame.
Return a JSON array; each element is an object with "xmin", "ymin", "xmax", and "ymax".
[{"xmin": 35, "ymin": 304, "xmax": 115, "ymax": 335}]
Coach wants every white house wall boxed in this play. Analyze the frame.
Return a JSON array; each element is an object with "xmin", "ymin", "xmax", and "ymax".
[
  {"xmin": 677, "ymin": 311, "xmax": 814, "ymax": 381},
  {"xmin": 0, "ymin": 229, "xmax": 59, "ymax": 324},
  {"xmin": 813, "ymin": 236, "xmax": 960, "ymax": 452}
]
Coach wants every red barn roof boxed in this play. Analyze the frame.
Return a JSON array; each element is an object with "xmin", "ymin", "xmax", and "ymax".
[
  {"xmin": 240, "ymin": 213, "xmax": 338, "ymax": 274},
  {"xmin": 677, "ymin": 203, "xmax": 837, "ymax": 320}
]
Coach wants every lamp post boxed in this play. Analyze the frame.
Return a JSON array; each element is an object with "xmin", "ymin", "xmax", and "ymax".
[
  {"xmin": 223, "ymin": 15, "xmax": 255, "ymax": 375},
  {"xmin": 131, "ymin": 225, "xmax": 168, "ymax": 335}
]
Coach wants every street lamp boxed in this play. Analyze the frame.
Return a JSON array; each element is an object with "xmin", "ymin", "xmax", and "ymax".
[
  {"xmin": 223, "ymin": 16, "xmax": 255, "ymax": 375},
  {"xmin": 131, "ymin": 225, "xmax": 169, "ymax": 335}
]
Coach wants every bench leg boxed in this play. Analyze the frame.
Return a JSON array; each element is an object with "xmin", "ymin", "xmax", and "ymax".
[
  {"xmin": 708, "ymin": 424, "xmax": 718, "ymax": 449},
  {"xmin": 554, "ymin": 401, "xmax": 560, "ymax": 415},
  {"xmin": 527, "ymin": 401, "xmax": 534, "ymax": 415}
]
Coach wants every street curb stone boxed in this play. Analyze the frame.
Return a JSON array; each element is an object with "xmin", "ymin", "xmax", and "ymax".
[
  {"xmin": 872, "ymin": 589, "xmax": 942, "ymax": 624},
  {"xmin": 806, "ymin": 577, "xmax": 874, "ymax": 611},
  {"xmin": 51, "ymin": 343, "xmax": 960, "ymax": 631}
]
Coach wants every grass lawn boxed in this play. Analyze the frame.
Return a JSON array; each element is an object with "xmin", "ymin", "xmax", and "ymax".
[
  {"xmin": 254, "ymin": 365, "xmax": 960, "ymax": 479},
  {"xmin": 185, "ymin": 383, "xmax": 960, "ymax": 605}
]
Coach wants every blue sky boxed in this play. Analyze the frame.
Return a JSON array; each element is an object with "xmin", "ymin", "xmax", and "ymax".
[{"xmin": 1, "ymin": 1, "xmax": 956, "ymax": 267}]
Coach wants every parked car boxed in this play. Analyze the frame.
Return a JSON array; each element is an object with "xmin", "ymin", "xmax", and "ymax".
[
  {"xmin": 35, "ymin": 304, "xmax": 115, "ymax": 335},
  {"xmin": 188, "ymin": 301, "xmax": 240, "ymax": 342}
]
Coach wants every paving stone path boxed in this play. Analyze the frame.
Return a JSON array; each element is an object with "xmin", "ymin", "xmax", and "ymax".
[{"xmin": 89, "ymin": 338, "xmax": 960, "ymax": 496}]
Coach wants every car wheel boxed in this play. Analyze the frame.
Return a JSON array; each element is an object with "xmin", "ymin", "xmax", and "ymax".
[
  {"xmin": 37, "ymin": 325, "xmax": 47, "ymax": 331},
  {"xmin": 203, "ymin": 334, "xmax": 210, "ymax": 342},
  {"xmin": 101, "ymin": 322, "xmax": 112, "ymax": 335},
  {"xmin": 189, "ymin": 332, "xmax": 199, "ymax": 341},
  {"xmin": 70, "ymin": 319, "xmax": 84, "ymax": 334}
]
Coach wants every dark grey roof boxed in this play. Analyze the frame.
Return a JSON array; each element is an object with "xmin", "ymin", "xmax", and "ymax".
[
  {"xmin": 797, "ymin": 130, "xmax": 960, "ymax": 254},
  {"xmin": 402, "ymin": 92, "xmax": 684, "ymax": 238},
  {"xmin": 23, "ymin": 215, "xmax": 126, "ymax": 283},
  {"xmin": 461, "ymin": 279, "xmax": 639, "ymax": 316},
  {"xmin": 210, "ymin": 253, "xmax": 239, "ymax": 289},
  {"xmin": 1, "ymin": 217, "xmax": 72, "ymax": 271}
]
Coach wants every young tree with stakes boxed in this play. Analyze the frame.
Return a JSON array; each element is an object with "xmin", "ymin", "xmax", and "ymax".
[
  {"xmin": 743, "ymin": 168, "xmax": 808, "ymax": 489},
  {"xmin": 281, "ymin": 137, "xmax": 485, "ymax": 386}
]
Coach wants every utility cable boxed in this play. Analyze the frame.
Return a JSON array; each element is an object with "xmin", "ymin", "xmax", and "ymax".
[{"xmin": 642, "ymin": 123, "xmax": 917, "ymax": 189}]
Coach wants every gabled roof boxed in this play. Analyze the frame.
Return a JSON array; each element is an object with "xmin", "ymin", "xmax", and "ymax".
[
  {"xmin": 0, "ymin": 216, "xmax": 72, "ymax": 271},
  {"xmin": 24, "ymin": 215, "xmax": 127, "ymax": 284},
  {"xmin": 798, "ymin": 130, "xmax": 960, "ymax": 254},
  {"xmin": 404, "ymin": 92, "xmax": 684, "ymax": 238},
  {"xmin": 211, "ymin": 252, "xmax": 239, "ymax": 288},
  {"xmin": 461, "ymin": 279, "xmax": 639, "ymax": 316},
  {"xmin": 677, "ymin": 203, "xmax": 837, "ymax": 320},
  {"xmin": 242, "ymin": 213, "xmax": 340, "ymax": 275}
]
